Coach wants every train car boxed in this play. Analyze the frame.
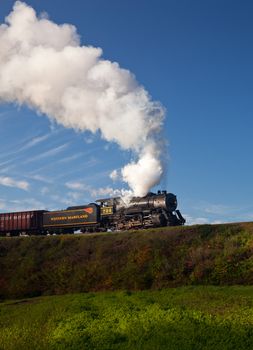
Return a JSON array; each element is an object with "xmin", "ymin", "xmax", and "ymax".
[
  {"xmin": 0, "ymin": 190, "xmax": 185, "ymax": 236},
  {"xmin": 42, "ymin": 203, "xmax": 100, "ymax": 233},
  {"xmin": 0, "ymin": 210, "xmax": 45, "ymax": 236}
]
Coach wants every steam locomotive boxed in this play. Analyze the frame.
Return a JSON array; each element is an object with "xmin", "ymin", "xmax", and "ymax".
[{"xmin": 0, "ymin": 191, "xmax": 185, "ymax": 236}]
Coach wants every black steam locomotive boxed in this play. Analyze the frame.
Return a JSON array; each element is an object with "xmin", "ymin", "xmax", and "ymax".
[
  {"xmin": 0, "ymin": 191, "xmax": 185, "ymax": 236},
  {"xmin": 97, "ymin": 190, "xmax": 185, "ymax": 230}
]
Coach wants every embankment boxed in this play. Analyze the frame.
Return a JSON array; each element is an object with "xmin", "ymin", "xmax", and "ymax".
[{"xmin": 1, "ymin": 222, "xmax": 253, "ymax": 299}]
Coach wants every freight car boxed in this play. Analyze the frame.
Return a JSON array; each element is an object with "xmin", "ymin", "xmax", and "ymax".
[
  {"xmin": 0, "ymin": 191, "xmax": 185, "ymax": 236},
  {"xmin": 0, "ymin": 210, "xmax": 44, "ymax": 236}
]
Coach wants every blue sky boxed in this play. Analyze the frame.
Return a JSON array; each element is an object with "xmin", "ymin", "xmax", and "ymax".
[{"xmin": 0, "ymin": 0, "xmax": 252, "ymax": 224}]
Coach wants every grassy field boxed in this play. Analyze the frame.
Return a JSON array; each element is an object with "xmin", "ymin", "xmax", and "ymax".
[{"xmin": 1, "ymin": 286, "xmax": 253, "ymax": 350}]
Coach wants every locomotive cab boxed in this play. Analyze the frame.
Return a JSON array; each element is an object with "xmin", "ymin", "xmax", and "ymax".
[{"xmin": 96, "ymin": 197, "xmax": 119, "ymax": 216}]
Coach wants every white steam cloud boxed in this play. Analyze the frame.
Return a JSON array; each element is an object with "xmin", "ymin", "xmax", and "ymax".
[{"xmin": 0, "ymin": 2, "xmax": 165, "ymax": 197}]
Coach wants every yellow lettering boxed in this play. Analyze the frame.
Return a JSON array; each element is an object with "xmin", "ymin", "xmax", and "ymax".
[{"xmin": 49, "ymin": 214, "xmax": 89, "ymax": 221}]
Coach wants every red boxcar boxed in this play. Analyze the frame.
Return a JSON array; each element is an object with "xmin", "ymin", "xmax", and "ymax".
[{"xmin": 0, "ymin": 210, "xmax": 45, "ymax": 236}]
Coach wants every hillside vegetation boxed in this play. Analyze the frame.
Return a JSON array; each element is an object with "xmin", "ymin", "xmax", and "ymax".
[
  {"xmin": 1, "ymin": 222, "xmax": 253, "ymax": 299},
  {"xmin": 1, "ymin": 287, "xmax": 253, "ymax": 350}
]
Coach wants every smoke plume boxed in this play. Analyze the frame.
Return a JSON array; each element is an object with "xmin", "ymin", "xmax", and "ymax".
[{"xmin": 0, "ymin": 1, "xmax": 165, "ymax": 197}]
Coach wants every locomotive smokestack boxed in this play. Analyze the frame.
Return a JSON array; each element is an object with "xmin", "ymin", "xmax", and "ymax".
[{"xmin": 0, "ymin": 2, "xmax": 166, "ymax": 197}]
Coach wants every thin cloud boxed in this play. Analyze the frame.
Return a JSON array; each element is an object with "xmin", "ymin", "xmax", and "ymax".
[
  {"xmin": 20, "ymin": 134, "xmax": 51, "ymax": 152},
  {"xmin": 90, "ymin": 186, "xmax": 116, "ymax": 198},
  {"xmin": 27, "ymin": 174, "xmax": 53, "ymax": 184},
  {"xmin": 67, "ymin": 191, "xmax": 83, "ymax": 201},
  {"xmin": 0, "ymin": 165, "xmax": 16, "ymax": 174},
  {"xmin": 41, "ymin": 186, "xmax": 50, "ymax": 195},
  {"xmin": 0, "ymin": 176, "xmax": 29, "ymax": 190},
  {"xmin": 57, "ymin": 153, "xmax": 84, "ymax": 164},
  {"xmin": 192, "ymin": 201, "xmax": 241, "ymax": 216},
  {"xmin": 49, "ymin": 194, "xmax": 74, "ymax": 207},
  {"xmin": 24, "ymin": 143, "xmax": 69, "ymax": 164},
  {"xmin": 0, "ymin": 133, "xmax": 51, "ymax": 163},
  {"xmin": 183, "ymin": 214, "xmax": 210, "ymax": 226},
  {"xmin": 64, "ymin": 182, "xmax": 124, "ymax": 200},
  {"xmin": 203, "ymin": 204, "xmax": 235, "ymax": 215},
  {"xmin": 6, "ymin": 198, "xmax": 45, "ymax": 211},
  {"xmin": 55, "ymin": 157, "xmax": 100, "ymax": 180},
  {"xmin": 0, "ymin": 159, "xmax": 13, "ymax": 168},
  {"xmin": 84, "ymin": 136, "xmax": 94, "ymax": 144},
  {"xmin": 65, "ymin": 181, "xmax": 89, "ymax": 191}
]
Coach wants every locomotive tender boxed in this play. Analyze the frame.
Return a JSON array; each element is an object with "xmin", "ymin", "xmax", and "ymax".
[{"xmin": 0, "ymin": 191, "xmax": 185, "ymax": 236}]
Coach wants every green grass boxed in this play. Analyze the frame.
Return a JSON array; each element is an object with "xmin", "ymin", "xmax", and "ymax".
[{"xmin": 1, "ymin": 286, "xmax": 253, "ymax": 350}]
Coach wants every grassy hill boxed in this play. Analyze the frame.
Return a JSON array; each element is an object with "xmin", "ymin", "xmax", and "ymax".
[{"xmin": 1, "ymin": 222, "xmax": 253, "ymax": 299}]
